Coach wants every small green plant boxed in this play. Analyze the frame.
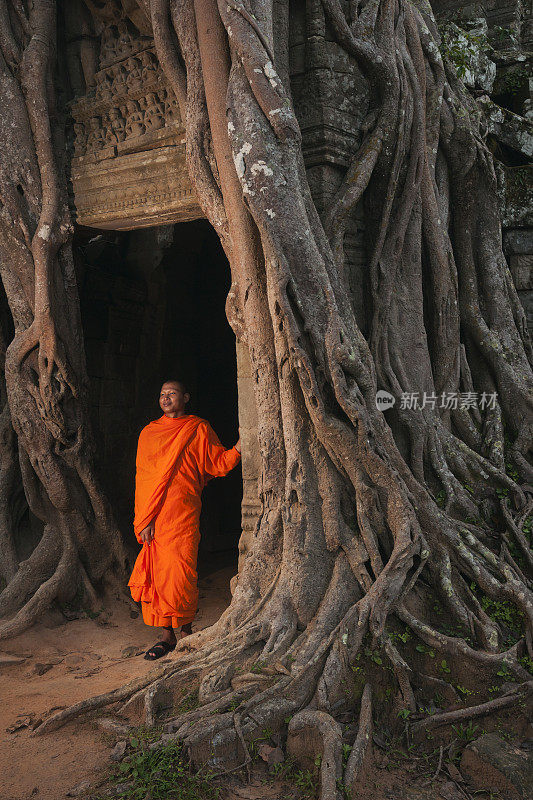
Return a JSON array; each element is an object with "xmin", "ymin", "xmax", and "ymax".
[
  {"xmin": 416, "ymin": 643, "xmax": 435, "ymax": 657},
  {"xmin": 364, "ymin": 647, "xmax": 383, "ymax": 666},
  {"xmin": 269, "ymin": 755, "xmax": 317, "ymax": 797},
  {"xmin": 397, "ymin": 708, "xmax": 411, "ymax": 720},
  {"xmin": 505, "ymin": 461, "xmax": 519, "ymax": 481},
  {"xmin": 452, "ymin": 721, "xmax": 480, "ymax": 743},
  {"xmin": 518, "ymin": 654, "xmax": 533, "ymax": 675},
  {"xmin": 492, "ymin": 25, "xmax": 516, "ymax": 45},
  {"xmin": 249, "ymin": 727, "xmax": 275, "ymax": 761},
  {"xmin": 436, "ymin": 489, "xmax": 447, "ymax": 508},
  {"xmin": 438, "ymin": 21, "xmax": 492, "ymax": 79},
  {"xmin": 469, "ymin": 582, "xmax": 524, "ymax": 647},
  {"xmin": 106, "ymin": 738, "xmax": 220, "ymax": 800},
  {"xmin": 342, "ymin": 743, "xmax": 352, "ymax": 766},
  {"xmin": 294, "ymin": 769, "xmax": 317, "ymax": 794},
  {"xmin": 455, "ymin": 684, "xmax": 473, "ymax": 697},
  {"xmin": 176, "ymin": 689, "xmax": 199, "ymax": 714},
  {"xmin": 439, "ymin": 659, "xmax": 451, "ymax": 675},
  {"xmin": 251, "ymin": 660, "xmax": 265, "ymax": 673},
  {"xmin": 390, "ymin": 628, "xmax": 411, "ymax": 644},
  {"xmin": 496, "ymin": 664, "xmax": 514, "ymax": 681}
]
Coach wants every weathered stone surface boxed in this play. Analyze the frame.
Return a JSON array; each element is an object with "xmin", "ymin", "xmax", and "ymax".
[
  {"xmin": 460, "ymin": 733, "xmax": 532, "ymax": 798},
  {"xmin": 510, "ymin": 254, "xmax": 533, "ymax": 289},
  {"xmin": 441, "ymin": 18, "xmax": 496, "ymax": 91},
  {"xmin": 478, "ymin": 96, "xmax": 533, "ymax": 158},
  {"xmin": 110, "ymin": 740, "xmax": 128, "ymax": 762},
  {"xmin": 71, "ymin": 141, "xmax": 201, "ymax": 230},
  {"xmin": 66, "ymin": 780, "xmax": 93, "ymax": 797},
  {"xmin": 438, "ymin": 781, "xmax": 463, "ymax": 800},
  {"xmin": 500, "ymin": 166, "xmax": 533, "ymax": 229},
  {"xmin": 70, "ymin": 19, "xmax": 201, "ymax": 230},
  {"xmin": 519, "ymin": 290, "xmax": 533, "ymax": 331},
  {"xmin": 505, "ymin": 229, "xmax": 533, "ymax": 255},
  {"xmin": 236, "ymin": 341, "xmax": 261, "ymax": 569},
  {"xmin": 97, "ymin": 717, "xmax": 131, "ymax": 737}
]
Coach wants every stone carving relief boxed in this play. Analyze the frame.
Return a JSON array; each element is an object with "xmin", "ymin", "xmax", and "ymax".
[{"xmin": 71, "ymin": 13, "xmax": 182, "ymax": 163}]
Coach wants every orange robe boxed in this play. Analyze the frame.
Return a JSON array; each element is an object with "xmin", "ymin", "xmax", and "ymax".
[{"xmin": 128, "ymin": 414, "xmax": 241, "ymax": 627}]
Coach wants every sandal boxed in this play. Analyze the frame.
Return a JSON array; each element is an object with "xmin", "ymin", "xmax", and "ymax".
[{"xmin": 143, "ymin": 640, "xmax": 176, "ymax": 660}]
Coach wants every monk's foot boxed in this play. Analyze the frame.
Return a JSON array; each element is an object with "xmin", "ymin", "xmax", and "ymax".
[
  {"xmin": 180, "ymin": 622, "xmax": 192, "ymax": 638},
  {"xmin": 161, "ymin": 626, "xmax": 177, "ymax": 648},
  {"xmin": 144, "ymin": 640, "xmax": 176, "ymax": 660}
]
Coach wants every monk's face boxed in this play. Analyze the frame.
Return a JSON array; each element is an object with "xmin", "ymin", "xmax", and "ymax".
[{"xmin": 159, "ymin": 382, "xmax": 189, "ymax": 417}]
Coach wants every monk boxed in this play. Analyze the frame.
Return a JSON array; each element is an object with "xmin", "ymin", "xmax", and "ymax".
[{"xmin": 128, "ymin": 380, "xmax": 241, "ymax": 660}]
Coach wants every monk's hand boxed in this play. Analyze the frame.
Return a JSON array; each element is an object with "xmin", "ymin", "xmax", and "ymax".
[
  {"xmin": 235, "ymin": 437, "xmax": 241, "ymax": 453},
  {"xmin": 140, "ymin": 523, "xmax": 154, "ymax": 545}
]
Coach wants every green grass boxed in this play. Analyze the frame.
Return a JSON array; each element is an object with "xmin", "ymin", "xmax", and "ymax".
[
  {"xmin": 469, "ymin": 582, "xmax": 524, "ymax": 648},
  {"xmin": 98, "ymin": 737, "xmax": 221, "ymax": 800},
  {"xmin": 175, "ymin": 688, "xmax": 200, "ymax": 714},
  {"xmin": 452, "ymin": 721, "xmax": 481, "ymax": 743},
  {"xmin": 269, "ymin": 755, "xmax": 318, "ymax": 798}
]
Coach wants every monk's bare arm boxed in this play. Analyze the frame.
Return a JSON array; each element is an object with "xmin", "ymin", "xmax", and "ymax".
[{"xmin": 201, "ymin": 422, "xmax": 241, "ymax": 477}]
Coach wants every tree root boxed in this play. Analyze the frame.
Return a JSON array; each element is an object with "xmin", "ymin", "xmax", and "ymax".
[
  {"xmin": 287, "ymin": 710, "xmax": 344, "ymax": 800},
  {"xmin": 410, "ymin": 681, "xmax": 533, "ymax": 734},
  {"xmin": 33, "ymin": 667, "xmax": 173, "ymax": 735},
  {"xmin": 0, "ymin": 535, "xmax": 74, "ymax": 640},
  {"xmin": 344, "ymin": 683, "xmax": 373, "ymax": 797}
]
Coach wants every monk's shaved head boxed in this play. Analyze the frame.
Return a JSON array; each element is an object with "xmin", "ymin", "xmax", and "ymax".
[{"xmin": 162, "ymin": 379, "xmax": 188, "ymax": 394}]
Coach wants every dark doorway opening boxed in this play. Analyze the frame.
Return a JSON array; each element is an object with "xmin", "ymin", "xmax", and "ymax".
[
  {"xmin": 157, "ymin": 220, "xmax": 242, "ymax": 566},
  {"xmin": 77, "ymin": 219, "xmax": 242, "ymax": 578}
]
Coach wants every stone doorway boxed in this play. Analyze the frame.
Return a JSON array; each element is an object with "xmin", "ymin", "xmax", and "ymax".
[{"xmin": 77, "ymin": 219, "xmax": 243, "ymax": 580}]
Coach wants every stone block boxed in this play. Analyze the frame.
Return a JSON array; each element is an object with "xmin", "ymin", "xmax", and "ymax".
[
  {"xmin": 510, "ymin": 254, "xmax": 533, "ymax": 289},
  {"xmin": 518, "ymin": 289, "xmax": 533, "ymax": 333},
  {"xmin": 460, "ymin": 733, "xmax": 532, "ymax": 798},
  {"xmin": 477, "ymin": 96, "xmax": 533, "ymax": 159},
  {"xmin": 241, "ymin": 436, "xmax": 261, "ymax": 480},
  {"xmin": 505, "ymin": 229, "xmax": 533, "ymax": 255}
]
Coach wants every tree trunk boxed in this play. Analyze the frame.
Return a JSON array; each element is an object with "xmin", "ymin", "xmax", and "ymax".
[
  {"xmin": 25, "ymin": 0, "xmax": 533, "ymax": 794},
  {"xmin": 0, "ymin": 0, "xmax": 125, "ymax": 638}
]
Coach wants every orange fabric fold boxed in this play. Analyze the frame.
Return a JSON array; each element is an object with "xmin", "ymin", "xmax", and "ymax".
[{"xmin": 128, "ymin": 414, "xmax": 241, "ymax": 627}]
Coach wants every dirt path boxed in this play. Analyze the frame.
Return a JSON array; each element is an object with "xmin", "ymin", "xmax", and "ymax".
[{"xmin": 0, "ymin": 566, "xmax": 234, "ymax": 800}]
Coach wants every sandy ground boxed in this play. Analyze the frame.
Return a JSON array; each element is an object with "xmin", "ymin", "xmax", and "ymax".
[{"xmin": 0, "ymin": 563, "xmax": 235, "ymax": 800}]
